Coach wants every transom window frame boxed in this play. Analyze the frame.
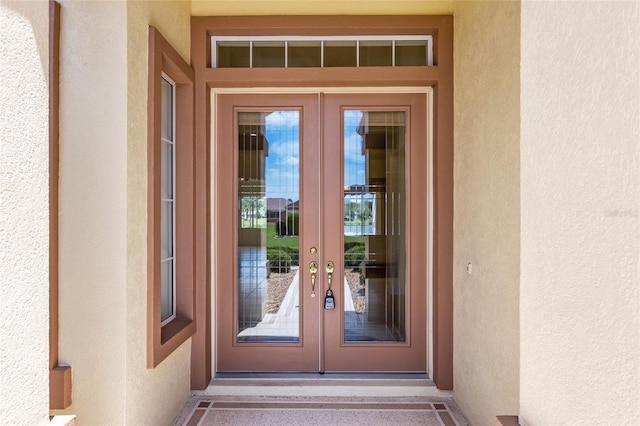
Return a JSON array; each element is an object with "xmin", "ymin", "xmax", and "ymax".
[{"xmin": 211, "ymin": 35, "xmax": 434, "ymax": 68}]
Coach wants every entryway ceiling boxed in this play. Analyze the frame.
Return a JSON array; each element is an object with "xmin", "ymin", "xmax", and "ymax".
[{"xmin": 191, "ymin": 0, "xmax": 454, "ymax": 16}]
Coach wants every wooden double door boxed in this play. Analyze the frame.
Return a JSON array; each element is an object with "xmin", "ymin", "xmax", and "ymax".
[{"xmin": 216, "ymin": 92, "xmax": 428, "ymax": 373}]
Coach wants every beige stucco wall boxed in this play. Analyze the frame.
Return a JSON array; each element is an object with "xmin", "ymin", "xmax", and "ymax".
[
  {"xmin": 55, "ymin": 0, "xmax": 192, "ymax": 424},
  {"xmin": 452, "ymin": 1, "xmax": 521, "ymax": 424},
  {"xmin": 192, "ymin": 0, "xmax": 453, "ymax": 16},
  {"xmin": 56, "ymin": 0, "xmax": 128, "ymax": 423},
  {"xmin": 520, "ymin": 1, "xmax": 640, "ymax": 425},
  {"xmin": 0, "ymin": 1, "xmax": 50, "ymax": 424},
  {"xmin": 125, "ymin": 1, "xmax": 193, "ymax": 424}
]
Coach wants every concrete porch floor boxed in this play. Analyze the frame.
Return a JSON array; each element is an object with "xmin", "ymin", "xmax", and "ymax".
[
  {"xmin": 174, "ymin": 377, "xmax": 470, "ymax": 425},
  {"xmin": 174, "ymin": 395, "xmax": 469, "ymax": 426}
]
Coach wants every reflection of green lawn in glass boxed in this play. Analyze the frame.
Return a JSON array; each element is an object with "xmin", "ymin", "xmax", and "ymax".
[
  {"xmin": 266, "ymin": 222, "xmax": 298, "ymax": 250},
  {"xmin": 240, "ymin": 218, "xmax": 267, "ymax": 228},
  {"xmin": 265, "ymin": 222, "xmax": 364, "ymax": 251},
  {"xmin": 345, "ymin": 235, "xmax": 365, "ymax": 244}
]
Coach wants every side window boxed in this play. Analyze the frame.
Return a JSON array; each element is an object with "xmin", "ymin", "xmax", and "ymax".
[
  {"xmin": 147, "ymin": 26, "xmax": 195, "ymax": 368},
  {"xmin": 160, "ymin": 75, "xmax": 176, "ymax": 325}
]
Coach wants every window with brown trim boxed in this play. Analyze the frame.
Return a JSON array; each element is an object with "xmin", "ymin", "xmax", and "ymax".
[{"xmin": 147, "ymin": 26, "xmax": 196, "ymax": 368}]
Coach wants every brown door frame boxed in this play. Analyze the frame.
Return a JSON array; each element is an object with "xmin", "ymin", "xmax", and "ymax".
[
  {"xmin": 214, "ymin": 91, "xmax": 430, "ymax": 373},
  {"xmin": 190, "ymin": 15, "xmax": 453, "ymax": 390}
]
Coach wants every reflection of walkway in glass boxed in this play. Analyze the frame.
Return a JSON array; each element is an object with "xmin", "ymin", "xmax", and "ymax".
[
  {"xmin": 238, "ymin": 271, "xmax": 356, "ymax": 341},
  {"xmin": 238, "ymin": 270, "xmax": 299, "ymax": 341},
  {"xmin": 237, "ymin": 247, "xmax": 269, "ymax": 332}
]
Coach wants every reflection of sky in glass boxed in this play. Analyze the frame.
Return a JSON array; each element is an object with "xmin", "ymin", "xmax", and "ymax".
[
  {"xmin": 344, "ymin": 111, "xmax": 365, "ymax": 187},
  {"xmin": 265, "ymin": 111, "xmax": 300, "ymax": 201},
  {"xmin": 263, "ymin": 110, "xmax": 366, "ymax": 200}
]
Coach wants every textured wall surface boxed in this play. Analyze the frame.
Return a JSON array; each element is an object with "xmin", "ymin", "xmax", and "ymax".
[
  {"xmin": 126, "ymin": 1, "xmax": 193, "ymax": 424},
  {"xmin": 0, "ymin": 1, "xmax": 50, "ymax": 424},
  {"xmin": 520, "ymin": 1, "xmax": 640, "ymax": 424},
  {"xmin": 53, "ymin": 1, "xmax": 193, "ymax": 424},
  {"xmin": 55, "ymin": 1, "xmax": 128, "ymax": 423},
  {"xmin": 452, "ymin": 2, "xmax": 521, "ymax": 424},
  {"xmin": 192, "ymin": 0, "xmax": 453, "ymax": 16}
]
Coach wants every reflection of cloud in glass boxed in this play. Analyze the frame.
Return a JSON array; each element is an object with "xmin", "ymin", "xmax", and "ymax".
[
  {"xmin": 268, "ymin": 139, "xmax": 299, "ymax": 157},
  {"xmin": 260, "ymin": 109, "xmax": 369, "ymax": 198},
  {"xmin": 344, "ymin": 110, "xmax": 365, "ymax": 187},
  {"xmin": 281, "ymin": 156, "xmax": 299, "ymax": 166},
  {"xmin": 266, "ymin": 110, "xmax": 300, "ymax": 128},
  {"xmin": 344, "ymin": 132, "xmax": 365, "ymax": 159},
  {"xmin": 344, "ymin": 110, "xmax": 363, "ymax": 124},
  {"xmin": 265, "ymin": 111, "xmax": 300, "ymax": 200}
]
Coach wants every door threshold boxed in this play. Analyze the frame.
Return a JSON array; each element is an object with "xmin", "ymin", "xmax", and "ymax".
[
  {"xmin": 198, "ymin": 373, "xmax": 450, "ymax": 398},
  {"xmin": 214, "ymin": 372, "xmax": 429, "ymax": 380}
]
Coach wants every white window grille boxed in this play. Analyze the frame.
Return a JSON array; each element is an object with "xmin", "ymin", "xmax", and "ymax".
[{"xmin": 211, "ymin": 36, "xmax": 433, "ymax": 68}]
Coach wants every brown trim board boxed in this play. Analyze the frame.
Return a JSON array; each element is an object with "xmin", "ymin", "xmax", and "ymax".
[
  {"xmin": 49, "ymin": 0, "xmax": 72, "ymax": 410},
  {"xmin": 147, "ymin": 26, "xmax": 196, "ymax": 369},
  {"xmin": 190, "ymin": 15, "xmax": 454, "ymax": 390}
]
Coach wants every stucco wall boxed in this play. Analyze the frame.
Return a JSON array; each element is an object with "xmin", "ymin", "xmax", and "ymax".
[
  {"xmin": 453, "ymin": 1, "xmax": 520, "ymax": 425},
  {"xmin": 0, "ymin": 1, "xmax": 50, "ymax": 424},
  {"xmin": 55, "ymin": 1, "xmax": 128, "ymax": 423},
  {"xmin": 452, "ymin": 1, "xmax": 521, "ymax": 424},
  {"xmin": 126, "ymin": 1, "xmax": 193, "ymax": 424},
  {"xmin": 520, "ymin": 1, "xmax": 640, "ymax": 425},
  {"xmin": 53, "ymin": 0, "xmax": 192, "ymax": 424}
]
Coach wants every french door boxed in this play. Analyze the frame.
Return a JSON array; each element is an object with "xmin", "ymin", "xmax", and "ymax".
[{"xmin": 216, "ymin": 92, "xmax": 428, "ymax": 372}]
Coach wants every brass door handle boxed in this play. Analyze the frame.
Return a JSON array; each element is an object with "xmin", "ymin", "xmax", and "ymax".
[
  {"xmin": 326, "ymin": 261, "xmax": 335, "ymax": 289},
  {"xmin": 309, "ymin": 261, "xmax": 318, "ymax": 297}
]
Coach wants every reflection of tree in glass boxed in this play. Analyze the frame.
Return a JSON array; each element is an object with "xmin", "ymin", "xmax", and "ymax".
[
  {"xmin": 344, "ymin": 199, "xmax": 374, "ymax": 225},
  {"xmin": 344, "ymin": 201, "xmax": 359, "ymax": 223},
  {"xmin": 240, "ymin": 197, "xmax": 266, "ymax": 228}
]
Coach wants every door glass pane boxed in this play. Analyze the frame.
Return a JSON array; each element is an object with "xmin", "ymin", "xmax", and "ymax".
[
  {"xmin": 237, "ymin": 111, "xmax": 301, "ymax": 343},
  {"xmin": 343, "ymin": 110, "xmax": 407, "ymax": 343}
]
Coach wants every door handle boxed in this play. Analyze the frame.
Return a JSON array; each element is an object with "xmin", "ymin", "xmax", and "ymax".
[
  {"xmin": 326, "ymin": 261, "xmax": 335, "ymax": 289},
  {"xmin": 309, "ymin": 261, "xmax": 318, "ymax": 297}
]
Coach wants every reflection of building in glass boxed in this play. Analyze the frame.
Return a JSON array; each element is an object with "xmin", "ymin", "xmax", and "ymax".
[
  {"xmin": 266, "ymin": 198, "xmax": 298, "ymax": 223},
  {"xmin": 344, "ymin": 111, "xmax": 407, "ymax": 342},
  {"xmin": 238, "ymin": 112, "xmax": 270, "ymax": 235}
]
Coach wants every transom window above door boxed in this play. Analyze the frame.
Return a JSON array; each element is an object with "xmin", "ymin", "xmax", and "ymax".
[{"xmin": 211, "ymin": 36, "xmax": 433, "ymax": 68}]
